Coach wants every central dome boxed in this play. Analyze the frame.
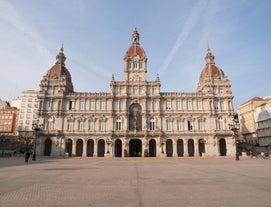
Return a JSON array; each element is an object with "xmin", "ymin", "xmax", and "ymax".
[{"xmin": 124, "ymin": 28, "xmax": 146, "ymax": 59}]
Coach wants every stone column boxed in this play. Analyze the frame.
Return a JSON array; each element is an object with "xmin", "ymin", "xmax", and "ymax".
[
  {"xmin": 183, "ymin": 139, "xmax": 188, "ymax": 157},
  {"xmin": 82, "ymin": 140, "xmax": 87, "ymax": 157},
  {"xmin": 173, "ymin": 139, "xmax": 178, "ymax": 157},
  {"xmin": 194, "ymin": 140, "xmax": 199, "ymax": 157},
  {"xmin": 93, "ymin": 139, "xmax": 98, "ymax": 157},
  {"xmin": 72, "ymin": 140, "xmax": 76, "ymax": 156}
]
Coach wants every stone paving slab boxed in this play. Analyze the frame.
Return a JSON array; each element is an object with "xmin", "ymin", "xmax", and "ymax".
[{"xmin": 0, "ymin": 156, "xmax": 270, "ymax": 207}]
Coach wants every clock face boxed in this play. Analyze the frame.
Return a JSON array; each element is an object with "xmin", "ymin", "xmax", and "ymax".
[{"xmin": 132, "ymin": 55, "xmax": 139, "ymax": 61}]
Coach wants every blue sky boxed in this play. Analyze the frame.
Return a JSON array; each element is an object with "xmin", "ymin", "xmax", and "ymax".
[{"xmin": 0, "ymin": 0, "xmax": 270, "ymax": 110}]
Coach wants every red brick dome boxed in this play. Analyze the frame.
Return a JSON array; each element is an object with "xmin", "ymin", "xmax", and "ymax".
[
  {"xmin": 124, "ymin": 28, "xmax": 146, "ymax": 59},
  {"xmin": 47, "ymin": 48, "xmax": 72, "ymax": 80},
  {"xmin": 199, "ymin": 48, "xmax": 224, "ymax": 80}
]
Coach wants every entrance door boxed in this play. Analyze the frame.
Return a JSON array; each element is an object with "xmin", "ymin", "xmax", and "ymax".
[
  {"xmin": 129, "ymin": 139, "xmax": 142, "ymax": 157},
  {"xmin": 65, "ymin": 139, "xmax": 72, "ymax": 156},
  {"xmin": 76, "ymin": 139, "xmax": 83, "ymax": 156},
  {"xmin": 166, "ymin": 139, "xmax": 173, "ymax": 157},
  {"xmin": 98, "ymin": 139, "xmax": 105, "ymax": 157},
  {"xmin": 149, "ymin": 139, "xmax": 156, "ymax": 157},
  {"xmin": 44, "ymin": 138, "xmax": 52, "ymax": 156},
  {"xmin": 177, "ymin": 139, "xmax": 184, "ymax": 157},
  {"xmin": 219, "ymin": 138, "xmax": 227, "ymax": 156},
  {"xmin": 87, "ymin": 139, "xmax": 94, "ymax": 157},
  {"xmin": 115, "ymin": 139, "xmax": 122, "ymax": 157},
  {"xmin": 188, "ymin": 139, "xmax": 194, "ymax": 157}
]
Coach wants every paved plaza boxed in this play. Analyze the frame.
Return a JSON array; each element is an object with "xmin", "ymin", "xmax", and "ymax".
[{"xmin": 0, "ymin": 156, "xmax": 270, "ymax": 207}]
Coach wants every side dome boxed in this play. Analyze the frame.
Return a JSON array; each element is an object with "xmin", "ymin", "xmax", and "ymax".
[
  {"xmin": 124, "ymin": 28, "xmax": 147, "ymax": 59},
  {"xmin": 47, "ymin": 48, "xmax": 72, "ymax": 80},
  {"xmin": 199, "ymin": 48, "xmax": 225, "ymax": 80},
  {"xmin": 40, "ymin": 47, "xmax": 74, "ymax": 93}
]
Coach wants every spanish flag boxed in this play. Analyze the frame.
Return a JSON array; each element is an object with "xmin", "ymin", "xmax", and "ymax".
[{"xmin": 133, "ymin": 117, "xmax": 138, "ymax": 125}]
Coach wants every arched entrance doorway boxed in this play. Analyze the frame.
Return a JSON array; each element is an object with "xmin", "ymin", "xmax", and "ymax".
[
  {"xmin": 129, "ymin": 139, "xmax": 142, "ymax": 157},
  {"xmin": 219, "ymin": 138, "xmax": 227, "ymax": 156},
  {"xmin": 98, "ymin": 139, "xmax": 105, "ymax": 157},
  {"xmin": 149, "ymin": 139, "xmax": 156, "ymax": 157},
  {"xmin": 44, "ymin": 138, "xmax": 52, "ymax": 156},
  {"xmin": 188, "ymin": 139, "xmax": 194, "ymax": 157},
  {"xmin": 198, "ymin": 139, "xmax": 206, "ymax": 156},
  {"xmin": 65, "ymin": 139, "xmax": 72, "ymax": 156},
  {"xmin": 177, "ymin": 139, "xmax": 184, "ymax": 157},
  {"xmin": 87, "ymin": 139, "xmax": 94, "ymax": 157},
  {"xmin": 115, "ymin": 139, "xmax": 122, "ymax": 157},
  {"xmin": 166, "ymin": 139, "xmax": 173, "ymax": 157},
  {"xmin": 76, "ymin": 139, "xmax": 83, "ymax": 156}
]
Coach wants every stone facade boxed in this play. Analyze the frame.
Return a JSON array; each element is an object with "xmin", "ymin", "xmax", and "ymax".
[{"xmin": 36, "ymin": 29, "xmax": 235, "ymax": 157}]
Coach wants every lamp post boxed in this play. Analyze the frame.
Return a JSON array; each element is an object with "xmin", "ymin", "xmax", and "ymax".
[
  {"xmin": 32, "ymin": 120, "xmax": 43, "ymax": 161},
  {"xmin": 228, "ymin": 113, "xmax": 241, "ymax": 161},
  {"xmin": 106, "ymin": 138, "xmax": 111, "ymax": 154}
]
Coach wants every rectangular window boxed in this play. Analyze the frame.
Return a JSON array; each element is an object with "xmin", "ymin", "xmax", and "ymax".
[
  {"xmin": 113, "ymin": 101, "xmax": 118, "ymax": 110},
  {"xmin": 116, "ymin": 119, "xmax": 121, "ymax": 131},
  {"xmin": 88, "ymin": 120, "xmax": 94, "ymax": 131},
  {"xmin": 220, "ymin": 101, "xmax": 224, "ymax": 110},
  {"xmin": 166, "ymin": 120, "xmax": 172, "ymax": 131},
  {"xmin": 69, "ymin": 101, "xmax": 75, "ymax": 110},
  {"xmin": 177, "ymin": 120, "xmax": 182, "ymax": 131},
  {"xmin": 198, "ymin": 120, "xmax": 204, "ymax": 131},
  {"xmin": 187, "ymin": 100, "xmax": 192, "ymax": 110},
  {"xmin": 147, "ymin": 101, "xmax": 151, "ymax": 111},
  {"xmin": 99, "ymin": 120, "xmax": 105, "ymax": 131},
  {"xmin": 188, "ymin": 121, "xmax": 193, "ymax": 131},
  {"xmin": 90, "ymin": 100, "xmax": 95, "ymax": 110},
  {"xmin": 166, "ymin": 100, "xmax": 171, "ymax": 110},
  {"xmin": 176, "ymin": 100, "xmax": 182, "ymax": 110},
  {"xmin": 214, "ymin": 100, "xmax": 218, "ymax": 110},
  {"xmin": 67, "ymin": 120, "xmax": 73, "ymax": 131},
  {"xmin": 79, "ymin": 101, "xmax": 85, "ymax": 110},
  {"xmin": 197, "ymin": 100, "xmax": 203, "ymax": 110},
  {"xmin": 100, "ymin": 100, "xmax": 105, "ymax": 111}
]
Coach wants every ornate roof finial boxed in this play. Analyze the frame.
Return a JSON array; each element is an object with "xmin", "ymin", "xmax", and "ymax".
[
  {"xmin": 205, "ymin": 48, "xmax": 215, "ymax": 64},
  {"xmin": 132, "ymin": 27, "xmax": 140, "ymax": 44},
  {"xmin": 156, "ymin": 74, "xmax": 160, "ymax": 82},
  {"xmin": 56, "ymin": 44, "xmax": 66, "ymax": 65}
]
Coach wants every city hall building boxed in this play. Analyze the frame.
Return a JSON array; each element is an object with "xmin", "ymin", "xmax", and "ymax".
[{"xmin": 37, "ymin": 29, "xmax": 235, "ymax": 158}]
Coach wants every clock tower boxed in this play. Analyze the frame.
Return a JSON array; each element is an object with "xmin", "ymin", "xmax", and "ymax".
[{"xmin": 123, "ymin": 28, "xmax": 147, "ymax": 82}]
